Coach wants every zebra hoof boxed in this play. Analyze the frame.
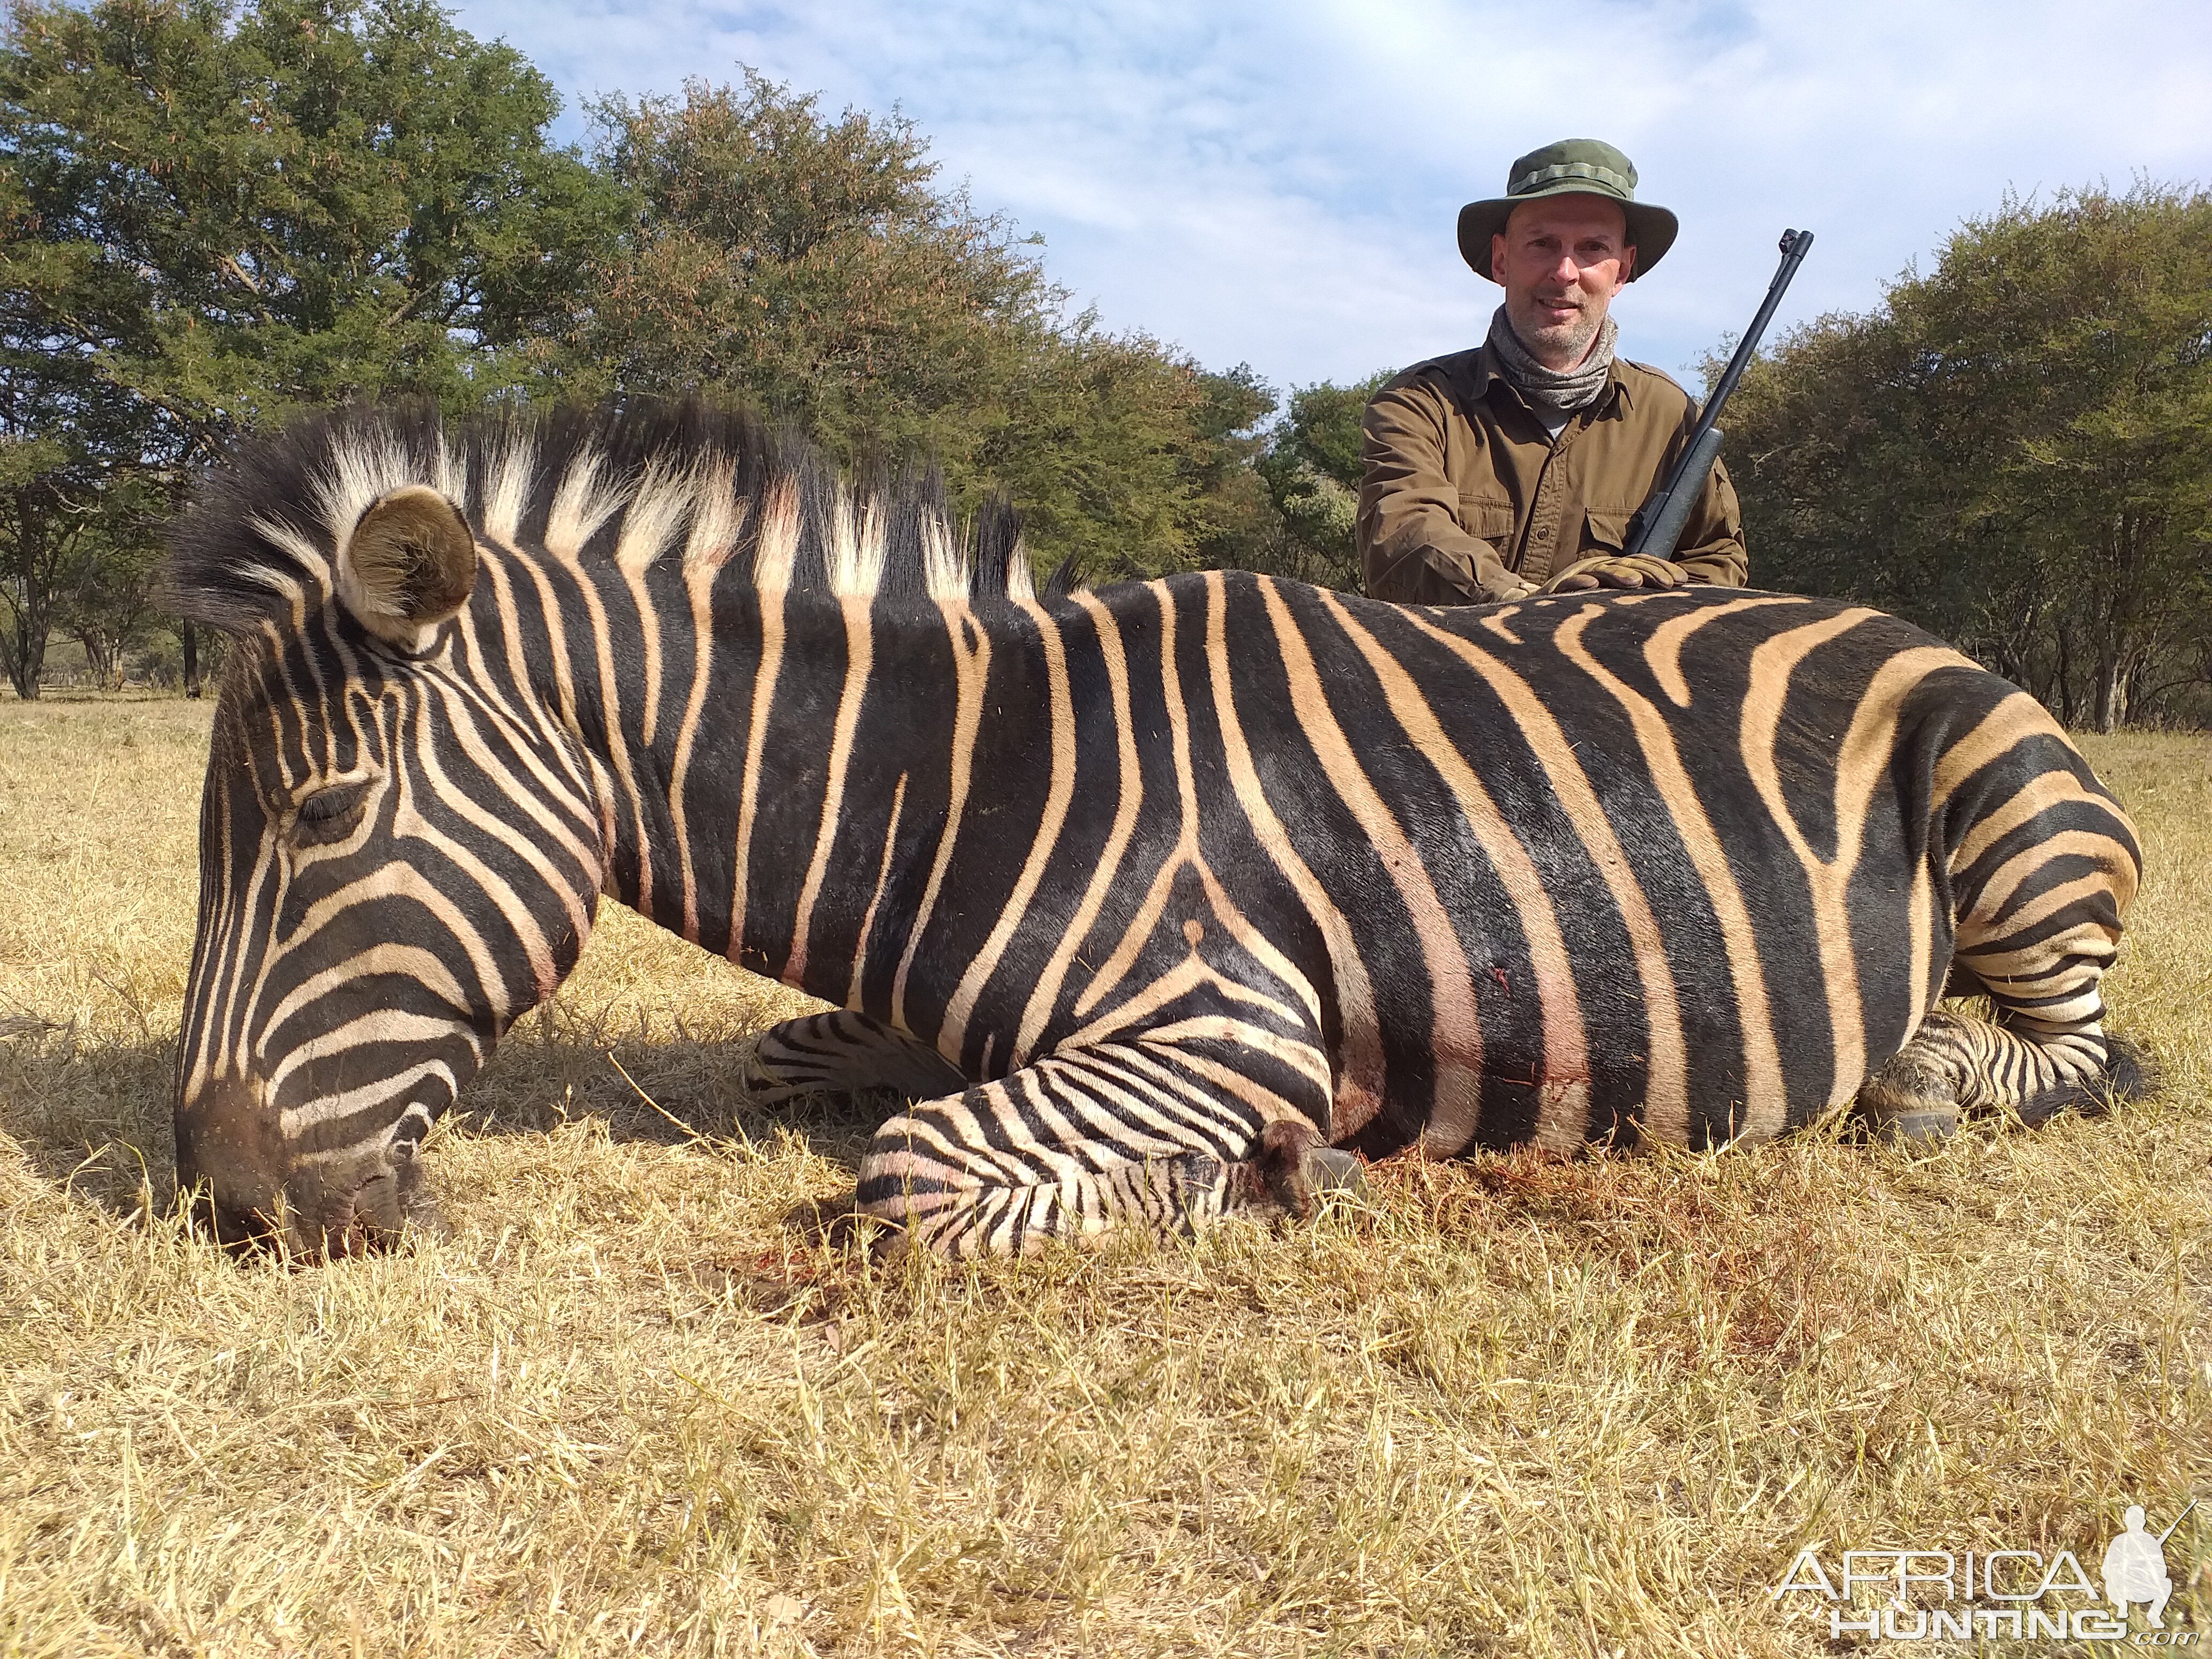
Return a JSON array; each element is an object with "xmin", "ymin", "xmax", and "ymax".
[
  {"xmin": 1867, "ymin": 1105, "xmax": 1960, "ymax": 1147},
  {"xmin": 1249, "ymin": 1123, "xmax": 1369, "ymax": 1221},
  {"xmin": 1307, "ymin": 1147, "xmax": 1371, "ymax": 1200}
]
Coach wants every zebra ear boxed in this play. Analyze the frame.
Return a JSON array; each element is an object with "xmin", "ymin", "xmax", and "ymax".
[{"xmin": 337, "ymin": 486, "xmax": 478, "ymax": 651}]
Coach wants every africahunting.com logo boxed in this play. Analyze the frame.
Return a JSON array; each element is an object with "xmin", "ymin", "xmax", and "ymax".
[{"xmin": 1772, "ymin": 1500, "xmax": 2200, "ymax": 1643}]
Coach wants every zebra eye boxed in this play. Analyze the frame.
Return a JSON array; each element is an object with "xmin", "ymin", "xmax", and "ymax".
[{"xmin": 292, "ymin": 781, "xmax": 372, "ymax": 842}]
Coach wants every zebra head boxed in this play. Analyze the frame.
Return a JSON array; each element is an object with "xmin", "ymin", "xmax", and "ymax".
[{"xmin": 169, "ymin": 424, "xmax": 606, "ymax": 1255}]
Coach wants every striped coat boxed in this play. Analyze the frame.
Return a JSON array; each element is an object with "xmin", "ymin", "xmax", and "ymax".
[{"xmin": 166, "ymin": 405, "xmax": 2142, "ymax": 1257}]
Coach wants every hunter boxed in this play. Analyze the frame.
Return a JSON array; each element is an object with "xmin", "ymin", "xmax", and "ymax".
[{"xmin": 1359, "ymin": 139, "xmax": 1747, "ymax": 604}]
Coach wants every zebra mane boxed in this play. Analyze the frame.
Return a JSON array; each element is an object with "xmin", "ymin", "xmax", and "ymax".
[{"xmin": 166, "ymin": 399, "xmax": 1057, "ymax": 637}]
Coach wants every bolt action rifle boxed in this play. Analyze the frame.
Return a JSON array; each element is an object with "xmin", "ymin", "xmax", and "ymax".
[{"xmin": 1622, "ymin": 228, "xmax": 1815, "ymax": 562}]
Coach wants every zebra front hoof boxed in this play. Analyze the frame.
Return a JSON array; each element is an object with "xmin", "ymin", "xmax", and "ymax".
[
  {"xmin": 1307, "ymin": 1147, "xmax": 1371, "ymax": 1201},
  {"xmin": 1857, "ymin": 1038, "xmax": 1963, "ymax": 1148},
  {"xmin": 1866, "ymin": 1105, "xmax": 1960, "ymax": 1147},
  {"xmin": 1250, "ymin": 1121, "xmax": 1367, "ymax": 1221}
]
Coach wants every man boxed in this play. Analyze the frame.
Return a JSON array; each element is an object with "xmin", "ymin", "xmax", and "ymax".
[{"xmin": 1359, "ymin": 139, "xmax": 1746, "ymax": 604}]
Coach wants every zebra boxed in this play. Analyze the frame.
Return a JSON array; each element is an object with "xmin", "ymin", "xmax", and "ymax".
[{"xmin": 165, "ymin": 401, "xmax": 2144, "ymax": 1259}]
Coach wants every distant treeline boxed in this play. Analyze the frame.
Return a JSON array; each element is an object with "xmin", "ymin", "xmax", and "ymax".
[
  {"xmin": 1726, "ymin": 184, "xmax": 2212, "ymax": 731},
  {"xmin": 0, "ymin": 0, "xmax": 1368, "ymax": 698},
  {"xmin": 3, "ymin": 1, "xmax": 2206, "ymax": 727}
]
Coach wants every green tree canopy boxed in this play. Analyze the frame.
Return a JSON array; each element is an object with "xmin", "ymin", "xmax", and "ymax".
[
  {"xmin": 579, "ymin": 74, "xmax": 1254, "ymax": 576},
  {"xmin": 1727, "ymin": 182, "xmax": 2212, "ymax": 729},
  {"xmin": 2, "ymin": 0, "xmax": 614, "ymax": 442},
  {"xmin": 582, "ymin": 74, "xmax": 1051, "ymax": 451},
  {"xmin": 1, "ymin": 0, "xmax": 617, "ymax": 692},
  {"xmin": 1247, "ymin": 371, "xmax": 1392, "ymax": 591}
]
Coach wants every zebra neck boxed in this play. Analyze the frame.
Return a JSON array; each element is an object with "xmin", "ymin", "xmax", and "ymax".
[{"xmin": 571, "ymin": 575, "xmax": 1053, "ymax": 1041}]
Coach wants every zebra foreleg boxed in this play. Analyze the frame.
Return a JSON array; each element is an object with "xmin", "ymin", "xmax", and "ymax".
[
  {"xmin": 1857, "ymin": 1010, "xmax": 2148, "ymax": 1144},
  {"xmin": 852, "ymin": 1038, "xmax": 1354, "ymax": 1257},
  {"xmin": 745, "ymin": 1010, "xmax": 966, "ymax": 1104}
]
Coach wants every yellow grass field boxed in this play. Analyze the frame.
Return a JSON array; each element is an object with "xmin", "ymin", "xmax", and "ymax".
[{"xmin": 1, "ymin": 697, "xmax": 2206, "ymax": 1657}]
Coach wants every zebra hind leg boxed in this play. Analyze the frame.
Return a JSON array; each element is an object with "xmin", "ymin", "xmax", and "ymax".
[
  {"xmin": 1857, "ymin": 1010, "xmax": 2153, "ymax": 1146},
  {"xmin": 745, "ymin": 1010, "xmax": 965, "ymax": 1105},
  {"xmin": 1871, "ymin": 734, "xmax": 2147, "ymax": 1145},
  {"xmin": 852, "ymin": 1039, "xmax": 1356, "ymax": 1258}
]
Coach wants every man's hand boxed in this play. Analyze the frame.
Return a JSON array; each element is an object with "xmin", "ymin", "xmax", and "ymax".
[
  {"xmin": 1539, "ymin": 554, "xmax": 1690, "ymax": 594},
  {"xmin": 1482, "ymin": 572, "xmax": 1538, "ymax": 602}
]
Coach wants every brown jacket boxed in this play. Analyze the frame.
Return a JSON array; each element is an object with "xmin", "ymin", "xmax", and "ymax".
[{"xmin": 1358, "ymin": 344, "xmax": 1746, "ymax": 604}]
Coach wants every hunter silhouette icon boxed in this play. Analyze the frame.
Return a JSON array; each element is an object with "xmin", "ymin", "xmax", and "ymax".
[{"xmin": 2102, "ymin": 1500, "xmax": 2194, "ymax": 1627}]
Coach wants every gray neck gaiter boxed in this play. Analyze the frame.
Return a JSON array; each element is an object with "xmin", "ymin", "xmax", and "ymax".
[{"xmin": 1486, "ymin": 306, "xmax": 1618, "ymax": 420}]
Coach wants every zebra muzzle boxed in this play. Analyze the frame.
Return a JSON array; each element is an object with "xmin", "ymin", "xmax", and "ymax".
[
  {"xmin": 276, "ymin": 1137, "xmax": 443, "ymax": 1259},
  {"xmin": 175, "ymin": 1075, "xmax": 439, "ymax": 1259}
]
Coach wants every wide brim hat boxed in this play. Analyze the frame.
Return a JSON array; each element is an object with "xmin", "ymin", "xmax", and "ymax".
[{"xmin": 1457, "ymin": 139, "xmax": 1679, "ymax": 282}]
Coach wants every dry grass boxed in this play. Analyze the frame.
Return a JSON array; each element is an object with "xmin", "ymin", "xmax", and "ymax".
[{"xmin": 1, "ymin": 699, "xmax": 2206, "ymax": 1657}]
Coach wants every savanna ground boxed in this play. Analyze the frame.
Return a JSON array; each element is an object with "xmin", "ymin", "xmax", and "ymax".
[{"xmin": 0, "ymin": 697, "xmax": 2205, "ymax": 1658}]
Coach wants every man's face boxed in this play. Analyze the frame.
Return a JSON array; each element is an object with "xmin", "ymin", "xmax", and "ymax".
[{"xmin": 1492, "ymin": 196, "xmax": 1635, "ymax": 370}]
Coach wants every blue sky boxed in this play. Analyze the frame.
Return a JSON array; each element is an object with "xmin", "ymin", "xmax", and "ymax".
[{"xmin": 450, "ymin": 0, "xmax": 2212, "ymax": 399}]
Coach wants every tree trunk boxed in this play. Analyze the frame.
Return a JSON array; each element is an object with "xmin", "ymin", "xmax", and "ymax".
[
  {"xmin": 78, "ymin": 627, "xmax": 115, "ymax": 690},
  {"xmin": 3, "ymin": 609, "xmax": 46, "ymax": 700},
  {"xmin": 2, "ymin": 492, "xmax": 60, "ymax": 700},
  {"xmin": 182, "ymin": 622, "xmax": 201, "ymax": 698},
  {"xmin": 2124, "ymin": 653, "xmax": 2155, "ymax": 727},
  {"xmin": 2092, "ymin": 644, "xmax": 2123, "ymax": 733}
]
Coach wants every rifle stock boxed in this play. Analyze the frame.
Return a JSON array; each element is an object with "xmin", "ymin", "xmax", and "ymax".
[{"xmin": 1623, "ymin": 228, "xmax": 1813, "ymax": 562}]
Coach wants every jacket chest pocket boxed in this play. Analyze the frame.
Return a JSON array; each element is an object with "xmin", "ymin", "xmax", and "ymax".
[
  {"xmin": 1458, "ymin": 495, "xmax": 1518, "ymax": 549},
  {"xmin": 1581, "ymin": 507, "xmax": 1634, "ymax": 555}
]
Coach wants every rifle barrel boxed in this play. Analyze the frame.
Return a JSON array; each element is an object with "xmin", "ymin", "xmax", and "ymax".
[
  {"xmin": 2155, "ymin": 1497, "xmax": 2198, "ymax": 1545},
  {"xmin": 1696, "ymin": 229, "xmax": 1814, "ymax": 445},
  {"xmin": 1628, "ymin": 424, "xmax": 1724, "ymax": 571},
  {"xmin": 1623, "ymin": 228, "xmax": 1813, "ymax": 562}
]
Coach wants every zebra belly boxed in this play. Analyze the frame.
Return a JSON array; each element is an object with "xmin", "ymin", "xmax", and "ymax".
[{"xmin": 1334, "ymin": 818, "xmax": 1952, "ymax": 1159}]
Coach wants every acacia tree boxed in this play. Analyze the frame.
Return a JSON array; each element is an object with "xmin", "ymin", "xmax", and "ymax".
[
  {"xmin": 585, "ymin": 74, "xmax": 1055, "ymax": 450},
  {"xmin": 1181, "ymin": 363, "xmax": 1279, "ymax": 573},
  {"xmin": 1, "ymin": 0, "xmax": 616, "ymax": 428},
  {"xmin": 61, "ymin": 477, "xmax": 163, "ymax": 686},
  {"xmin": 1244, "ymin": 373, "xmax": 1392, "ymax": 591},
  {"xmin": 0, "ymin": 438, "xmax": 91, "ymax": 697},
  {"xmin": 1918, "ymin": 185, "xmax": 2212, "ymax": 728},
  {"xmin": 1, "ymin": 12, "xmax": 1324, "ymax": 649},
  {"xmin": 1727, "ymin": 183, "xmax": 2212, "ymax": 729}
]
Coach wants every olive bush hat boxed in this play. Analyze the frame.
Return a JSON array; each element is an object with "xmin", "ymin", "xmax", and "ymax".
[{"xmin": 1458, "ymin": 139, "xmax": 1679, "ymax": 282}]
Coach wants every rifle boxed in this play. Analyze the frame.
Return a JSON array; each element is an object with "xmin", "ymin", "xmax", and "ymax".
[
  {"xmin": 2155, "ymin": 1497, "xmax": 2198, "ymax": 1546},
  {"xmin": 1622, "ymin": 228, "xmax": 1814, "ymax": 562}
]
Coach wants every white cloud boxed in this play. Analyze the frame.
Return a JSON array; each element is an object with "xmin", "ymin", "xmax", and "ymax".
[{"xmin": 452, "ymin": 0, "xmax": 2212, "ymax": 394}]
